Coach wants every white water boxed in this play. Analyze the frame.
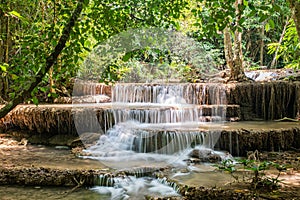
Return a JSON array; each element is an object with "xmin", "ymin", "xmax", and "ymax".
[
  {"xmin": 92, "ymin": 176, "xmax": 180, "ymax": 200},
  {"xmin": 75, "ymin": 83, "xmax": 229, "ymax": 199},
  {"xmin": 111, "ymin": 83, "xmax": 226, "ymax": 105},
  {"xmin": 83, "ymin": 83, "xmax": 227, "ymax": 169}
]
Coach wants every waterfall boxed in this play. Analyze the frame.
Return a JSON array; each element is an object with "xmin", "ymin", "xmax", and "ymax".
[{"xmin": 83, "ymin": 83, "xmax": 228, "ymax": 168}]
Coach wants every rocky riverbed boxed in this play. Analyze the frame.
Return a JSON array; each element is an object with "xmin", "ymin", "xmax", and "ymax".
[{"xmin": 1, "ymin": 134, "xmax": 300, "ymax": 199}]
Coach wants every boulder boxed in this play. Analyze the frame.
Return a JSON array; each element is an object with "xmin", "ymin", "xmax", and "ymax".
[{"xmin": 188, "ymin": 149, "xmax": 221, "ymax": 163}]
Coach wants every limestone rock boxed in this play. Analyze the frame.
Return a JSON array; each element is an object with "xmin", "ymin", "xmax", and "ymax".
[{"xmin": 188, "ymin": 149, "xmax": 221, "ymax": 163}]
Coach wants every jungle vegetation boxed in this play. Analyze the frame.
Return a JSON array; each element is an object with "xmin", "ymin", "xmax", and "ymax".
[{"xmin": 0, "ymin": 0, "xmax": 299, "ymax": 118}]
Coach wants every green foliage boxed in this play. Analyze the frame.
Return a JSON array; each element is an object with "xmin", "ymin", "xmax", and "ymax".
[
  {"xmin": 0, "ymin": 0, "xmax": 297, "ymax": 103},
  {"xmin": 0, "ymin": 0, "xmax": 189, "ymax": 102},
  {"xmin": 215, "ymin": 157, "xmax": 286, "ymax": 190},
  {"xmin": 215, "ymin": 159, "xmax": 237, "ymax": 175},
  {"xmin": 268, "ymin": 20, "xmax": 300, "ymax": 69},
  {"xmin": 189, "ymin": 0, "xmax": 291, "ymax": 68},
  {"xmin": 0, "ymin": 63, "xmax": 8, "ymax": 73},
  {"xmin": 0, "ymin": 0, "xmax": 81, "ymax": 102},
  {"xmin": 79, "ymin": 26, "xmax": 220, "ymax": 84}
]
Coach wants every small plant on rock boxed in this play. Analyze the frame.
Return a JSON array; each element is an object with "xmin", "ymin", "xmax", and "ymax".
[
  {"xmin": 215, "ymin": 157, "xmax": 287, "ymax": 190},
  {"xmin": 214, "ymin": 159, "xmax": 239, "ymax": 181}
]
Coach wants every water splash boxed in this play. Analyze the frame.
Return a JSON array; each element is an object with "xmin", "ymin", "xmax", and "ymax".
[{"xmin": 92, "ymin": 176, "xmax": 180, "ymax": 200}]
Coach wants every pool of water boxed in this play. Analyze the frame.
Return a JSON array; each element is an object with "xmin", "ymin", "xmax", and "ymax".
[
  {"xmin": 0, "ymin": 177, "xmax": 180, "ymax": 200},
  {"xmin": 172, "ymin": 170, "xmax": 235, "ymax": 187},
  {"xmin": 0, "ymin": 186, "xmax": 110, "ymax": 200},
  {"xmin": 0, "ymin": 143, "xmax": 106, "ymax": 170}
]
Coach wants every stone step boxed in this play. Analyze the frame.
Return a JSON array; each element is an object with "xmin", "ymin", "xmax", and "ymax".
[
  {"xmin": 72, "ymin": 81, "xmax": 300, "ymax": 120},
  {"xmin": 0, "ymin": 104, "xmax": 240, "ymax": 135}
]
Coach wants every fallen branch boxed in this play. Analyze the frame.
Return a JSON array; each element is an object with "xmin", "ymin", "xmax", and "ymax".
[
  {"xmin": 62, "ymin": 178, "xmax": 86, "ymax": 198},
  {"xmin": 274, "ymin": 117, "xmax": 299, "ymax": 122}
]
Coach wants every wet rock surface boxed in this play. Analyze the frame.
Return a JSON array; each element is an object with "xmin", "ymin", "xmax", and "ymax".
[
  {"xmin": 245, "ymin": 68, "xmax": 300, "ymax": 82},
  {"xmin": 72, "ymin": 95, "xmax": 111, "ymax": 103},
  {"xmin": 0, "ymin": 82, "xmax": 299, "ymax": 136},
  {"xmin": 1, "ymin": 122, "xmax": 300, "ymax": 157},
  {"xmin": 216, "ymin": 126, "xmax": 300, "ymax": 156},
  {"xmin": 188, "ymin": 149, "xmax": 221, "ymax": 163},
  {"xmin": 0, "ymin": 167, "xmax": 103, "ymax": 186}
]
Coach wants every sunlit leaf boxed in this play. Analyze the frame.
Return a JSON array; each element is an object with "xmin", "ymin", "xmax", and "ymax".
[
  {"xmin": 8, "ymin": 11, "xmax": 28, "ymax": 24},
  {"xmin": 269, "ymin": 19, "xmax": 275, "ymax": 29},
  {"xmin": 0, "ymin": 64, "xmax": 8, "ymax": 72},
  {"xmin": 265, "ymin": 23, "xmax": 270, "ymax": 32}
]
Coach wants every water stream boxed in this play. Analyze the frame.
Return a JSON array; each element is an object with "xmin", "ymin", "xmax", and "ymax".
[
  {"xmin": 80, "ymin": 83, "xmax": 227, "ymax": 167},
  {"xmin": 72, "ymin": 83, "xmax": 230, "ymax": 198},
  {"xmin": 92, "ymin": 176, "xmax": 180, "ymax": 200}
]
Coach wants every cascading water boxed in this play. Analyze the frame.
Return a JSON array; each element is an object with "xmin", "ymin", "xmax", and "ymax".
[
  {"xmin": 83, "ymin": 83, "xmax": 227, "ymax": 169},
  {"xmin": 92, "ymin": 175, "xmax": 180, "ymax": 200},
  {"xmin": 70, "ymin": 27, "xmax": 237, "ymax": 199}
]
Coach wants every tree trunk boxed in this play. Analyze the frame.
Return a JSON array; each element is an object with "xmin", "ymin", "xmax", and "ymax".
[
  {"xmin": 228, "ymin": 0, "xmax": 247, "ymax": 81},
  {"xmin": 232, "ymin": 26, "xmax": 244, "ymax": 78},
  {"xmin": 287, "ymin": 0, "xmax": 300, "ymax": 41},
  {"xmin": 49, "ymin": 66, "xmax": 55, "ymax": 94},
  {"xmin": 260, "ymin": 24, "xmax": 264, "ymax": 66},
  {"xmin": 0, "ymin": 10, "xmax": 3, "ymax": 63},
  {"xmin": 3, "ymin": 14, "xmax": 9, "ymax": 98},
  {"xmin": 224, "ymin": 26, "xmax": 234, "ymax": 71},
  {"xmin": 4, "ymin": 14, "xmax": 9, "ymax": 64},
  {"xmin": 0, "ymin": 0, "xmax": 85, "ymax": 119}
]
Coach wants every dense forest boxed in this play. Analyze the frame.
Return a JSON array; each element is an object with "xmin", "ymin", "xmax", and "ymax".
[{"xmin": 0, "ymin": 0, "xmax": 299, "ymax": 117}]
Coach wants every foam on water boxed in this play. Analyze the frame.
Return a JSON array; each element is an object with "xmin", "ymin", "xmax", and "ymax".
[{"xmin": 91, "ymin": 176, "xmax": 180, "ymax": 200}]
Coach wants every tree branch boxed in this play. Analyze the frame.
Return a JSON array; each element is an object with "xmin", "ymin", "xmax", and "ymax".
[{"xmin": 269, "ymin": 17, "xmax": 290, "ymax": 69}]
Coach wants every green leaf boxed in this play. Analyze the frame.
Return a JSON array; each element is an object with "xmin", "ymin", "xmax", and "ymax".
[
  {"xmin": 51, "ymin": 93, "xmax": 59, "ymax": 98},
  {"xmin": 39, "ymin": 87, "xmax": 47, "ymax": 93},
  {"xmin": 8, "ymin": 11, "xmax": 28, "ymax": 24},
  {"xmin": 8, "ymin": 10, "xmax": 22, "ymax": 18},
  {"xmin": 248, "ymin": 10, "xmax": 256, "ymax": 17},
  {"xmin": 259, "ymin": 15, "xmax": 268, "ymax": 23},
  {"xmin": 123, "ymin": 52, "xmax": 132, "ymax": 62},
  {"xmin": 273, "ymin": 4, "xmax": 281, "ymax": 12},
  {"xmin": 239, "ymin": 17, "xmax": 246, "ymax": 25},
  {"xmin": 11, "ymin": 74, "xmax": 18, "ymax": 80},
  {"xmin": 191, "ymin": 9, "xmax": 197, "ymax": 13},
  {"xmin": 0, "ymin": 64, "xmax": 8, "ymax": 72},
  {"xmin": 265, "ymin": 23, "xmax": 270, "ymax": 32},
  {"xmin": 269, "ymin": 19, "xmax": 275, "ymax": 29},
  {"xmin": 83, "ymin": 0, "xmax": 89, "ymax": 6},
  {"xmin": 249, "ymin": 3, "xmax": 255, "ymax": 10},
  {"xmin": 32, "ymin": 96, "xmax": 39, "ymax": 106},
  {"xmin": 84, "ymin": 39, "xmax": 92, "ymax": 48},
  {"xmin": 9, "ymin": 92, "xmax": 15, "ymax": 99}
]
